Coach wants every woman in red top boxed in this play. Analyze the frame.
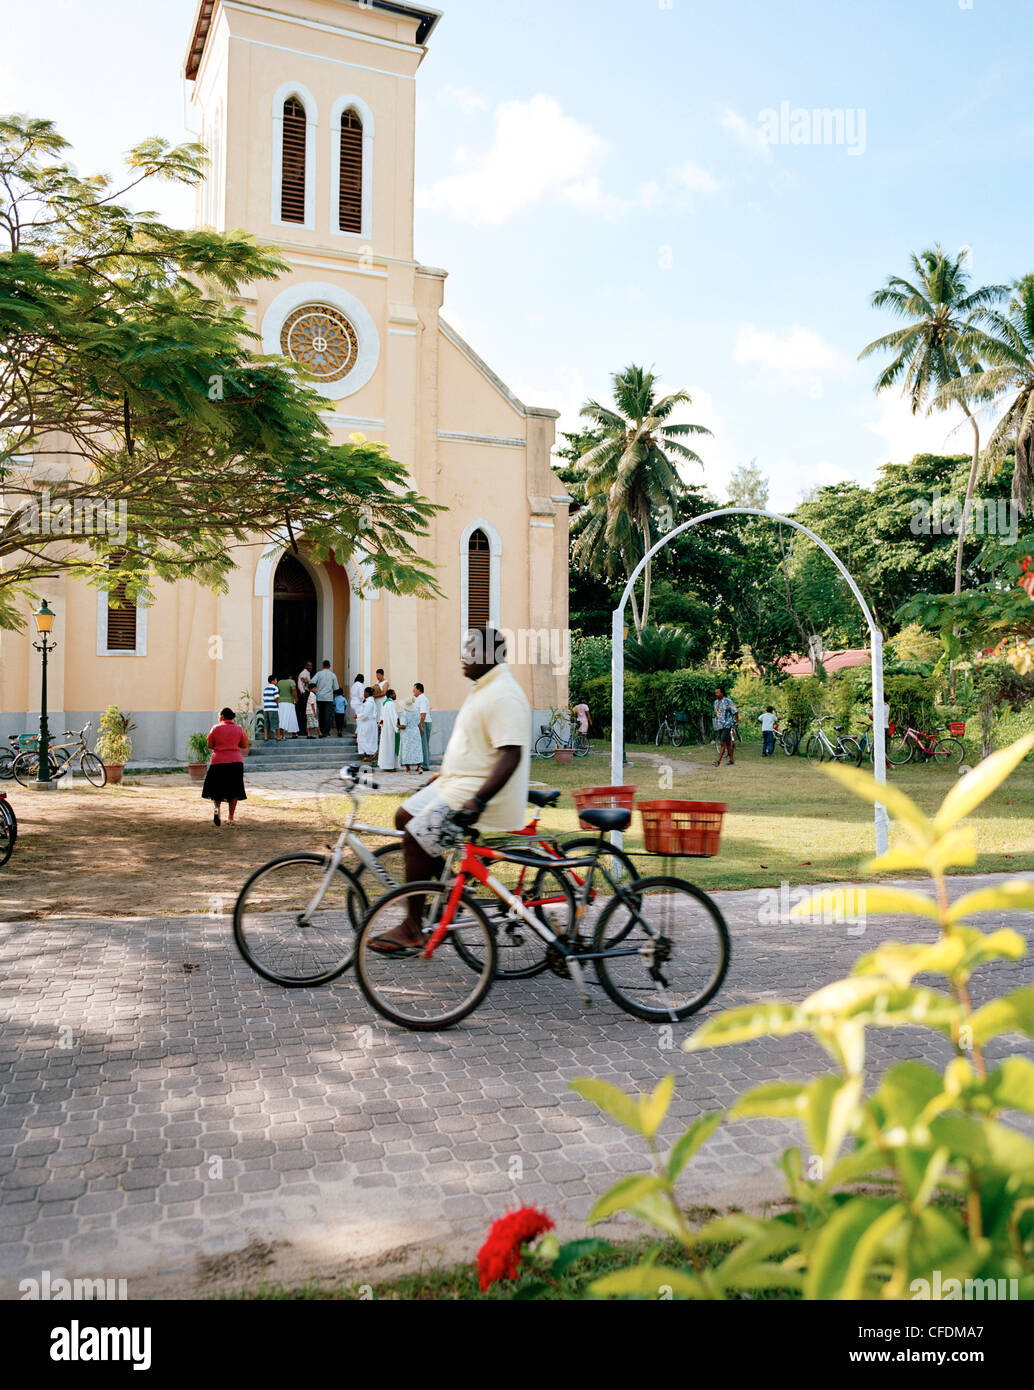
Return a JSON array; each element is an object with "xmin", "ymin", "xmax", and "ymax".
[{"xmin": 202, "ymin": 707, "xmax": 250, "ymax": 827}]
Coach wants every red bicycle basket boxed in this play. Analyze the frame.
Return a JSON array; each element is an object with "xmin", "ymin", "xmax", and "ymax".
[
  {"xmin": 888, "ymin": 723, "xmax": 896, "ymax": 736},
  {"xmin": 639, "ymin": 800, "xmax": 727, "ymax": 857},
  {"xmin": 948, "ymin": 721, "xmax": 966, "ymax": 737},
  {"xmin": 572, "ymin": 785, "xmax": 636, "ymax": 830}
]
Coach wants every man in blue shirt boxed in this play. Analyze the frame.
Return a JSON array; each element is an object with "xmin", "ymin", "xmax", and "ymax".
[{"xmin": 712, "ymin": 687, "xmax": 738, "ymax": 767}]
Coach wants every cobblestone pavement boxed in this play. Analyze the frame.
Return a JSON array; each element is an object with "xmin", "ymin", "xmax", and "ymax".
[{"xmin": 1, "ymin": 874, "xmax": 1032, "ymax": 1296}]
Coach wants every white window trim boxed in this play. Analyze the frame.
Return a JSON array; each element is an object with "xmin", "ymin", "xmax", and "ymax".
[
  {"xmin": 96, "ymin": 590, "xmax": 148, "ymax": 658},
  {"xmin": 460, "ymin": 518, "xmax": 501, "ymax": 644},
  {"xmin": 271, "ymin": 81, "xmax": 318, "ymax": 231},
  {"xmin": 329, "ymin": 95, "xmax": 374, "ymax": 240}
]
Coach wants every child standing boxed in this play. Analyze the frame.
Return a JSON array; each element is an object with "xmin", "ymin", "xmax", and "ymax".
[
  {"xmin": 305, "ymin": 686, "xmax": 321, "ymax": 738},
  {"xmin": 758, "ymin": 706, "xmax": 779, "ymax": 757},
  {"xmin": 333, "ymin": 688, "xmax": 347, "ymax": 737}
]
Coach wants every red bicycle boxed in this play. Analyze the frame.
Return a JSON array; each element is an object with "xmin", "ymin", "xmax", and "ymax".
[
  {"xmin": 353, "ymin": 806, "xmax": 730, "ymax": 1031},
  {"xmin": 886, "ymin": 724, "xmax": 965, "ymax": 766},
  {"xmin": 350, "ymin": 787, "xmax": 639, "ymax": 978}
]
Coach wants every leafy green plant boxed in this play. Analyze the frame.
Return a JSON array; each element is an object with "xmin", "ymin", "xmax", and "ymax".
[
  {"xmin": 236, "ymin": 690, "xmax": 258, "ymax": 740},
  {"xmin": 186, "ymin": 732, "xmax": 210, "ymax": 764},
  {"xmin": 95, "ymin": 704, "xmax": 134, "ymax": 764},
  {"xmin": 625, "ymin": 624, "xmax": 694, "ymax": 674},
  {"xmin": 571, "ymin": 734, "xmax": 1034, "ymax": 1300}
]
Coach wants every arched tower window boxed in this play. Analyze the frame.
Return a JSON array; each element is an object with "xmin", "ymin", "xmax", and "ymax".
[
  {"xmin": 467, "ymin": 529, "xmax": 491, "ymax": 632},
  {"xmin": 280, "ymin": 97, "xmax": 307, "ymax": 223},
  {"xmin": 338, "ymin": 109, "xmax": 363, "ymax": 233}
]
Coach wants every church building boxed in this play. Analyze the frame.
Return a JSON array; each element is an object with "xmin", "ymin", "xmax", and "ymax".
[{"xmin": 1, "ymin": 0, "xmax": 571, "ymax": 757}]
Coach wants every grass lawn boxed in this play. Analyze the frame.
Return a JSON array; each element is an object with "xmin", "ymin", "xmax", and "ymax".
[
  {"xmin": 227, "ymin": 1229, "xmax": 792, "ymax": 1300},
  {"xmin": 320, "ymin": 740, "xmax": 1034, "ymax": 892}
]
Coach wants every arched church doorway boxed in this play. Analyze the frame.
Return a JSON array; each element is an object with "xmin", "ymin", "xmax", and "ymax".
[{"xmin": 272, "ymin": 552, "xmax": 317, "ymax": 679}]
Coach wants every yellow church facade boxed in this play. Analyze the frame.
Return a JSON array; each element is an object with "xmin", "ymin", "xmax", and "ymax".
[{"xmin": 0, "ymin": 0, "xmax": 571, "ymax": 758}]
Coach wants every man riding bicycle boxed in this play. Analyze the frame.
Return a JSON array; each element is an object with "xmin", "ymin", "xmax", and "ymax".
[{"xmin": 369, "ymin": 625, "xmax": 530, "ymax": 952}]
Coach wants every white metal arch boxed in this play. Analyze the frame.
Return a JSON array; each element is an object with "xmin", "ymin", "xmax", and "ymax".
[{"xmin": 611, "ymin": 507, "xmax": 889, "ymax": 855}]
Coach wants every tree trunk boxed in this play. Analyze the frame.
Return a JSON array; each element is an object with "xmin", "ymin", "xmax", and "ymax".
[
  {"xmin": 640, "ymin": 519, "xmax": 652, "ymax": 632},
  {"xmin": 954, "ymin": 409, "xmax": 981, "ymax": 596},
  {"xmin": 627, "ymin": 581, "xmax": 642, "ymax": 637},
  {"xmin": 950, "ymin": 409, "xmax": 981, "ymax": 700}
]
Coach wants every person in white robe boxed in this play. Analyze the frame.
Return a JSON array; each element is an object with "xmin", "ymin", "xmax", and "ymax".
[
  {"xmin": 377, "ymin": 690, "xmax": 398, "ymax": 770},
  {"xmin": 349, "ymin": 675, "xmax": 365, "ymax": 732},
  {"xmin": 356, "ymin": 688, "xmax": 379, "ymax": 761}
]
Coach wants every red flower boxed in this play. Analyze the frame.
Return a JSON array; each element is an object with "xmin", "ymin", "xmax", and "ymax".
[{"xmin": 476, "ymin": 1204, "xmax": 554, "ymax": 1291}]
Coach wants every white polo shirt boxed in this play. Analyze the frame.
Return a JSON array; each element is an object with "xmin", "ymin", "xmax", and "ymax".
[
  {"xmin": 435, "ymin": 664, "xmax": 530, "ymax": 832},
  {"xmin": 413, "ymin": 693, "xmax": 431, "ymax": 723}
]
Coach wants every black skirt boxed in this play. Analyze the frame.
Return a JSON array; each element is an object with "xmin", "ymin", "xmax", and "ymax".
[{"xmin": 201, "ymin": 762, "xmax": 247, "ymax": 802}]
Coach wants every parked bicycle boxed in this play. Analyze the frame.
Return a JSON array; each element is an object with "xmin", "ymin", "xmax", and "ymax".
[
  {"xmin": 353, "ymin": 805, "xmax": 730, "ymax": 1031},
  {"xmin": 804, "ymin": 716, "xmax": 863, "ymax": 766},
  {"xmin": 655, "ymin": 710, "xmax": 689, "ymax": 748},
  {"xmin": 779, "ymin": 722, "xmax": 804, "ymax": 756},
  {"xmin": 11, "ymin": 723, "xmax": 106, "ymax": 787},
  {"xmin": 0, "ymin": 792, "xmax": 17, "ymax": 868},
  {"xmin": 533, "ymin": 710, "xmax": 589, "ymax": 758},
  {"xmin": 886, "ymin": 723, "xmax": 965, "ymax": 766}
]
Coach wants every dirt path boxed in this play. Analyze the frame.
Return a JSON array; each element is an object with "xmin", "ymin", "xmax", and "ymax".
[{"xmin": 0, "ymin": 775, "xmax": 399, "ymax": 919}]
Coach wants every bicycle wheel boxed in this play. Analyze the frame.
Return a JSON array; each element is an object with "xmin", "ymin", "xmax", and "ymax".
[
  {"xmin": 0, "ymin": 801, "xmax": 15, "ymax": 868},
  {"xmin": 836, "ymin": 737, "xmax": 863, "ymax": 766},
  {"xmin": 886, "ymin": 736, "xmax": 913, "ymax": 766},
  {"xmin": 655, "ymin": 724, "xmax": 667, "ymax": 747},
  {"xmin": 233, "ymin": 852, "xmax": 366, "ymax": 986},
  {"xmin": 592, "ymin": 876, "xmax": 730, "ymax": 1022},
  {"xmin": 572, "ymin": 732, "xmax": 590, "ymax": 757},
  {"xmin": 558, "ymin": 837, "xmax": 641, "ymax": 944},
  {"xmin": 12, "ymin": 751, "xmax": 42, "ymax": 787},
  {"xmin": 462, "ymin": 857, "xmax": 574, "ymax": 978},
  {"xmin": 350, "ymin": 841, "xmax": 408, "ymax": 921},
  {"xmin": 780, "ymin": 729, "xmax": 799, "ymax": 756},
  {"xmin": 671, "ymin": 724, "xmax": 686, "ymax": 748},
  {"xmin": 78, "ymin": 752, "xmax": 107, "ymax": 787},
  {"xmin": 0, "ymin": 749, "xmax": 14, "ymax": 780},
  {"xmin": 534, "ymin": 734, "xmax": 556, "ymax": 758},
  {"xmin": 355, "ymin": 881, "xmax": 497, "ymax": 1029},
  {"xmin": 804, "ymin": 735, "xmax": 826, "ymax": 765},
  {"xmin": 933, "ymin": 738, "xmax": 965, "ymax": 766}
]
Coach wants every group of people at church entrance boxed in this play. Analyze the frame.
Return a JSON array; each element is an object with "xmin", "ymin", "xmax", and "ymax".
[{"xmin": 352, "ymin": 671, "xmax": 431, "ymax": 774}]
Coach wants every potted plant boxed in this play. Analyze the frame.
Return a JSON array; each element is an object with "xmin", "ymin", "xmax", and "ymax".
[
  {"xmin": 186, "ymin": 731, "xmax": 210, "ymax": 781},
  {"xmin": 236, "ymin": 690, "xmax": 257, "ymax": 752},
  {"xmin": 95, "ymin": 705, "xmax": 135, "ymax": 785}
]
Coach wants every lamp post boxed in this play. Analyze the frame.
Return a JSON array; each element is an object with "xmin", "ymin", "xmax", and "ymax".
[{"xmin": 32, "ymin": 600, "xmax": 57, "ymax": 791}]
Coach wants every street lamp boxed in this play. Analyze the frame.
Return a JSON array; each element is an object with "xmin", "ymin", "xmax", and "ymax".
[{"xmin": 32, "ymin": 600, "xmax": 57, "ymax": 790}]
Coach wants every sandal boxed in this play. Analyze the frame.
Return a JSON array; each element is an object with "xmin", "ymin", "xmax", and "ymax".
[
  {"xmin": 213, "ymin": 809, "xmax": 221, "ymax": 826},
  {"xmin": 367, "ymin": 935, "xmax": 421, "ymax": 955}
]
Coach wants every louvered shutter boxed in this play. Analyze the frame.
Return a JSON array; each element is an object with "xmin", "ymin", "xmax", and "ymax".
[
  {"xmin": 106, "ymin": 581, "xmax": 137, "ymax": 652},
  {"xmin": 281, "ymin": 98, "xmax": 307, "ymax": 223},
  {"xmin": 339, "ymin": 110, "xmax": 363, "ymax": 233},
  {"xmin": 467, "ymin": 530, "xmax": 491, "ymax": 631}
]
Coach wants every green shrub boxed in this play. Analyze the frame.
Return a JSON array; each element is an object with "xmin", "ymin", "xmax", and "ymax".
[
  {"xmin": 570, "ymin": 634, "xmax": 611, "ymax": 693},
  {"xmin": 580, "ymin": 667, "xmax": 737, "ymax": 743},
  {"xmin": 625, "ymin": 625, "xmax": 694, "ymax": 674},
  {"xmin": 777, "ymin": 675, "xmax": 826, "ymax": 732},
  {"xmin": 95, "ymin": 704, "xmax": 134, "ymax": 764},
  {"xmin": 566, "ymin": 737, "xmax": 1034, "ymax": 1300},
  {"xmin": 186, "ymin": 731, "xmax": 210, "ymax": 763}
]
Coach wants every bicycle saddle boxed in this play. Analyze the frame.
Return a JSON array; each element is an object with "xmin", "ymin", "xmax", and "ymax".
[
  {"xmin": 578, "ymin": 807, "xmax": 631, "ymax": 832},
  {"xmin": 527, "ymin": 788, "xmax": 560, "ymax": 808}
]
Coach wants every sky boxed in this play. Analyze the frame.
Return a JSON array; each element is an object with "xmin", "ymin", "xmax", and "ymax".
[{"xmin": 3, "ymin": 0, "xmax": 1033, "ymax": 509}]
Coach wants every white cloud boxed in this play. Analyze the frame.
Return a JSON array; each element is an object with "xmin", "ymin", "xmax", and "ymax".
[
  {"xmin": 865, "ymin": 392, "xmax": 975, "ymax": 468},
  {"xmin": 435, "ymin": 84, "xmax": 490, "ymax": 113},
  {"xmin": 416, "ymin": 94, "xmax": 614, "ymax": 225},
  {"xmin": 673, "ymin": 161, "xmax": 720, "ymax": 194},
  {"xmin": 733, "ymin": 322, "xmax": 852, "ymax": 391},
  {"xmin": 721, "ymin": 106, "xmax": 772, "ymax": 159}
]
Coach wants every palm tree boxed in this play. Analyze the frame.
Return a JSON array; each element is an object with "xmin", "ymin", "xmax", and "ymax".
[
  {"xmin": 935, "ymin": 275, "xmax": 1034, "ymax": 513},
  {"xmin": 858, "ymin": 245, "xmax": 1007, "ymax": 595},
  {"xmin": 574, "ymin": 365, "xmax": 710, "ymax": 634}
]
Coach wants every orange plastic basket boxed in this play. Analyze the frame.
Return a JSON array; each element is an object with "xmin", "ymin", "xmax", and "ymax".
[
  {"xmin": 572, "ymin": 785, "xmax": 636, "ymax": 830},
  {"xmin": 948, "ymin": 721, "xmax": 966, "ymax": 737},
  {"xmin": 639, "ymin": 800, "xmax": 727, "ymax": 857}
]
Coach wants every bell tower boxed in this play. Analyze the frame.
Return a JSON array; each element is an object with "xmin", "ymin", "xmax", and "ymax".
[{"xmin": 184, "ymin": 0, "xmax": 441, "ymax": 262}]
